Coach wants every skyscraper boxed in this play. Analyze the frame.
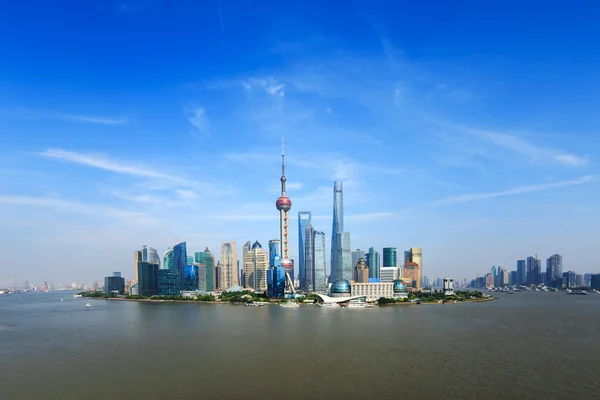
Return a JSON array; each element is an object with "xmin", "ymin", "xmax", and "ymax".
[
  {"xmin": 313, "ymin": 231, "xmax": 327, "ymax": 292},
  {"xmin": 172, "ymin": 242, "xmax": 187, "ymax": 290},
  {"xmin": 275, "ymin": 139, "xmax": 294, "ymax": 292},
  {"xmin": 137, "ymin": 261, "xmax": 158, "ymax": 296},
  {"xmin": 351, "ymin": 249, "xmax": 365, "ymax": 268},
  {"xmin": 383, "ymin": 247, "xmax": 398, "ymax": 268},
  {"xmin": 354, "ymin": 258, "xmax": 369, "ymax": 283},
  {"xmin": 195, "ymin": 248, "xmax": 215, "ymax": 292},
  {"xmin": 331, "ymin": 181, "xmax": 344, "ymax": 280},
  {"xmin": 134, "ymin": 250, "xmax": 142, "ymax": 282},
  {"xmin": 303, "ymin": 222, "xmax": 315, "ymax": 291},
  {"xmin": 164, "ymin": 248, "xmax": 173, "ymax": 270},
  {"xmin": 333, "ymin": 231, "xmax": 352, "ymax": 281},
  {"xmin": 517, "ymin": 260, "xmax": 526, "ymax": 285},
  {"xmin": 244, "ymin": 241, "xmax": 269, "ymax": 292},
  {"xmin": 404, "ymin": 247, "xmax": 423, "ymax": 290},
  {"xmin": 298, "ymin": 211, "xmax": 312, "ymax": 287},
  {"xmin": 136, "ymin": 246, "xmax": 160, "ymax": 282},
  {"xmin": 368, "ymin": 247, "xmax": 380, "ymax": 279},
  {"xmin": 220, "ymin": 241, "xmax": 238, "ymax": 290},
  {"xmin": 546, "ymin": 254, "xmax": 563, "ymax": 287},
  {"xmin": 268, "ymin": 239, "xmax": 280, "ymax": 267},
  {"xmin": 526, "ymin": 256, "xmax": 541, "ymax": 285}
]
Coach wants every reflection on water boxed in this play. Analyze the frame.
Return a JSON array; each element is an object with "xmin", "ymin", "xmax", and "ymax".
[{"xmin": 1, "ymin": 292, "xmax": 599, "ymax": 399}]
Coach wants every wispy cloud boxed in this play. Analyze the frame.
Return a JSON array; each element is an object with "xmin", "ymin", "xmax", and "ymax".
[
  {"xmin": 187, "ymin": 106, "xmax": 209, "ymax": 137},
  {"xmin": 59, "ymin": 114, "xmax": 129, "ymax": 125},
  {"xmin": 2, "ymin": 108, "xmax": 129, "ymax": 125},
  {"xmin": 0, "ymin": 195, "xmax": 145, "ymax": 220},
  {"xmin": 431, "ymin": 175, "xmax": 596, "ymax": 206},
  {"xmin": 346, "ymin": 212, "xmax": 396, "ymax": 222}
]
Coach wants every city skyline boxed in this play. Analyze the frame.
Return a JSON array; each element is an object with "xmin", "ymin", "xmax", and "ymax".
[{"xmin": 2, "ymin": 2, "xmax": 600, "ymax": 286}]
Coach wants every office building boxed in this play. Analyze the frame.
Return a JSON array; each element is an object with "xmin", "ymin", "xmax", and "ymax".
[
  {"xmin": 186, "ymin": 256, "xmax": 193, "ymax": 265},
  {"xmin": 298, "ymin": 211, "xmax": 312, "ymax": 287},
  {"xmin": 104, "ymin": 272, "xmax": 125, "ymax": 295},
  {"xmin": 563, "ymin": 271, "xmax": 577, "ymax": 288},
  {"xmin": 331, "ymin": 181, "xmax": 344, "ymax": 281},
  {"xmin": 591, "ymin": 274, "xmax": 600, "ymax": 290},
  {"xmin": 402, "ymin": 262, "xmax": 420, "ymax": 289},
  {"xmin": 334, "ymin": 231, "xmax": 353, "ymax": 281},
  {"xmin": 383, "ymin": 247, "xmax": 398, "ymax": 268},
  {"xmin": 244, "ymin": 241, "xmax": 269, "ymax": 292},
  {"xmin": 485, "ymin": 273, "xmax": 494, "ymax": 288},
  {"xmin": 268, "ymin": 239, "xmax": 280, "ymax": 267},
  {"xmin": 183, "ymin": 264, "xmax": 199, "ymax": 291},
  {"xmin": 164, "ymin": 248, "xmax": 173, "ymax": 270},
  {"xmin": 517, "ymin": 260, "xmax": 526, "ymax": 285},
  {"xmin": 367, "ymin": 247, "xmax": 380, "ymax": 279},
  {"xmin": 526, "ymin": 256, "xmax": 542, "ymax": 285},
  {"xmin": 198, "ymin": 264, "xmax": 208, "ymax": 292},
  {"xmin": 157, "ymin": 269, "xmax": 180, "ymax": 296},
  {"xmin": 171, "ymin": 242, "xmax": 187, "ymax": 290},
  {"xmin": 134, "ymin": 250, "xmax": 142, "ymax": 282},
  {"xmin": 354, "ymin": 258, "xmax": 369, "ymax": 283},
  {"xmin": 313, "ymin": 230, "xmax": 327, "ymax": 292},
  {"xmin": 351, "ymin": 249, "xmax": 365, "ymax": 268},
  {"xmin": 510, "ymin": 271, "xmax": 518, "ymax": 286},
  {"xmin": 546, "ymin": 254, "xmax": 563, "ymax": 287},
  {"xmin": 137, "ymin": 261, "xmax": 158, "ymax": 296},
  {"xmin": 404, "ymin": 247, "xmax": 423, "ymax": 290},
  {"xmin": 303, "ymin": 222, "xmax": 315, "ymax": 291},
  {"xmin": 500, "ymin": 268, "xmax": 509, "ymax": 286},
  {"xmin": 195, "ymin": 248, "xmax": 215, "ymax": 291},
  {"xmin": 220, "ymin": 241, "xmax": 238, "ymax": 290},
  {"xmin": 215, "ymin": 262, "xmax": 221, "ymax": 290},
  {"xmin": 380, "ymin": 266, "xmax": 398, "ymax": 282}
]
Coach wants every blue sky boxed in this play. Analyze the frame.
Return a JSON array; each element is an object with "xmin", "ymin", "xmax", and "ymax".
[{"xmin": 1, "ymin": 1, "xmax": 599, "ymax": 286}]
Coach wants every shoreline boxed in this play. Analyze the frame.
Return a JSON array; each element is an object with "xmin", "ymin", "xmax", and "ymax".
[{"xmin": 85, "ymin": 296, "xmax": 496, "ymax": 306}]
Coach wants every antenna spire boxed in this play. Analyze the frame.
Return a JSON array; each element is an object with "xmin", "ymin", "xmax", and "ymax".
[{"xmin": 280, "ymin": 137, "xmax": 286, "ymax": 194}]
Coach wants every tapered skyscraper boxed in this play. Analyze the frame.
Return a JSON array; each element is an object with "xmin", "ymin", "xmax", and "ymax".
[
  {"xmin": 331, "ymin": 181, "xmax": 344, "ymax": 280},
  {"xmin": 275, "ymin": 138, "xmax": 294, "ymax": 291},
  {"xmin": 298, "ymin": 211, "xmax": 312, "ymax": 288}
]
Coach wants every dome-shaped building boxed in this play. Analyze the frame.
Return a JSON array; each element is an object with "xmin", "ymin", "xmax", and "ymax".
[
  {"xmin": 330, "ymin": 279, "xmax": 351, "ymax": 298},
  {"xmin": 393, "ymin": 279, "xmax": 408, "ymax": 299}
]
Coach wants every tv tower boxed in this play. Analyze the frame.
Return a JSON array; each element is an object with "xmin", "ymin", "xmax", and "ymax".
[{"xmin": 275, "ymin": 138, "xmax": 295, "ymax": 292}]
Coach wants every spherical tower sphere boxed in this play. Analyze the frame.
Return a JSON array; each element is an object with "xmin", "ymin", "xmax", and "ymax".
[
  {"xmin": 280, "ymin": 258, "xmax": 293, "ymax": 272},
  {"xmin": 276, "ymin": 196, "xmax": 292, "ymax": 212},
  {"xmin": 330, "ymin": 279, "xmax": 351, "ymax": 294}
]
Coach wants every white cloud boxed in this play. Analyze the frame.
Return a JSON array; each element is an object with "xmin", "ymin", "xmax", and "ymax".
[
  {"xmin": 431, "ymin": 175, "xmax": 596, "ymax": 206},
  {"xmin": 60, "ymin": 114, "xmax": 129, "ymax": 125},
  {"xmin": 175, "ymin": 189, "xmax": 199, "ymax": 200},
  {"xmin": 188, "ymin": 106, "xmax": 209, "ymax": 136}
]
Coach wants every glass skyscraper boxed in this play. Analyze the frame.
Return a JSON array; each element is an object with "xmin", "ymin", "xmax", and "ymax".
[
  {"xmin": 142, "ymin": 245, "xmax": 161, "ymax": 267},
  {"xmin": 183, "ymin": 264, "xmax": 199, "ymax": 291},
  {"xmin": 313, "ymin": 231, "xmax": 327, "ymax": 292},
  {"xmin": 157, "ymin": 269, "xmax": 180, "ymax": 296},
  {"xmin": 298, "ymin": 211, "xmax": 312, "ymax": 287},
  {"xmin": 546, "ymin": 254, "xmax": 563, "ymax": 287},
  {"xmin": 137, "ymin": 261, "xmax": 158, "ymax": 296},
  {"xmin": 268, "ymin": 239, "xmax": 280, "ymax": 267},
  {"xmin": 368, "ymin": 247, "xmax": 380, "ymax": 279},
  {"xmin": 163, "ymin": 248, "xmax": 173, "ymax": 270},
  {"xmin": 330, "ymin": 181, "xmax": 344, "ymax": 281},
  {"xmin": 303, "ymin": 221, "xmax": 315, "ymax": 291},
  {"xmin": 335, "ymin": 232, "xmax": 352, "ymax": 281},
  {"xmin": 172, "ymin": 242, "xmax": 187, "ymax": 290},
  {"xmin": 195, "ymin": 248, "xmax": 215, "ymax": 291},
  {"xmin": 517, "ymin": 260, "xmax": 526, "ymax": 285},
  {"xmin": 383, "ymin": 247, "xmax": 397, "ymax": 267}
]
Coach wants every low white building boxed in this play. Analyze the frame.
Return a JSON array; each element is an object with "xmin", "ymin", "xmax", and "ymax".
[
  {"xmin": 351, "ymin": 282, "xmax": 394, "ymax": 302},
  {"xmin": 380, "ymin": 267, "xmax": 398, "ymax": 282}
]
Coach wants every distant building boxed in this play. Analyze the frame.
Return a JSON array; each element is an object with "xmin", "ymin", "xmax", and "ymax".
[
  {"xmin": 351, "ymin": 249, "xmax": 365, "ymax": 268},
  {"xmin": 485, "ymin": 273, "xmax": 494, "ymax": 288},
  {"xmin": 244, "ymin": 241, "xmax": 269, "ymax": 292},
  {"xmin": 500, "ymin": 268, "xmax": 509, "ymax": 286},
  {"xmin": 546, "ymin": 254, "xmax": 563, "ymax": 287},
  {"xmin": 526, "ymin": 256, "xmax": 542, "ymax": 285},
  {"xmin": 404, "ymin": 247, "xmax": 422, "ymax": 290},
  {"xmin": 563, "ymin": 271, "xmax": 577, "ymax": 288},
  {"xmin": 333, "ymin": 231, "xmax": 352, "ymax": 282},
  {"xmin": 354, "ymin": 258, "xmax": 369, "ymax": 283},
  {"xmin": 303, "ymin": 222, "xmax": 315, "ymax": 291},
  {"xmin": 298, "ymin": 211, "xmax": 312, "ymax": 289},
  {"xmin": 215, "ymin": 262, "xmax": 222, "ymax": 289},
  {"xmin": 172, "ymin": 242, "xmax": 187, "ymax": 290},
  {"xmin": 443, "ymin": 278, "xmax": 454, "ymax": 295},
  {"xmin": 195, "ymin": 248, "xmax": 215, "ymax": 291},
  {"xmin": 383, "ymin": 247, "xmax": 397, "ymax": 268},
  {"xmin": 268, "ymin": 239, "xmax": 280, "ymax": 267},
  {"xmin": 510, "ymin": 271, "xmax": 518, "ymax": 286},
  {"xmin": 104, "ymin": 273, "xmax": 125, "ymax": 295},
  {"xmin": 367, "ymin": 247, "xmax": 380, "ymax": 279},
  {"xmin": 183, "ymin": 264, "xmax": 199, "ymax": 291},
  {"xmin": 220, "ymin": 241, "xmax": 238, "ymax": 290},
  {"xmin": 164, "ymin": 248, "xmax": 173, "ymax": 270},
  {"xmin": 591, "ymin": 274, "xmax": 600, "ymax": 290},
  {"xmin": 313, "ymin": 230, "xmax": 327, "ymax": 292},
  {"xmin": 402, "ymin": 262, "xmax": 420, "ymax": 288},
  {"xmin": 137, "ymin": 261, "xmax": 158, "ymax": 296},
  {"xmin": 380, "ymin": 266, "xmax": 398, "ymax": 282},
  {"xmin": 157, "ymin": 269, "xmax": 180, "ymax": 296},
  {"xmin": 186, "ymin": 256, "xmax": 194, "ymax": 265},
  {"xmin": 517, "ymin": 260, "xmax": 526, "ymax": 285}
]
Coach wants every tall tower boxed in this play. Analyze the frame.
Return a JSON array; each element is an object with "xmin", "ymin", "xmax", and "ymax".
[
  {"xmin": 298, "ymin": 211, "xmax": 312, "ymax": 287},
  {"xmin": 331, "ymin": 181, "xmax": 344, "ymax": 281},
  {"xmin": 275, "ymin": 138, "xmax": 294, "ymax": 291}
]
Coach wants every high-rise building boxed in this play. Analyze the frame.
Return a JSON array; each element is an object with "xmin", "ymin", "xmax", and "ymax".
[
  {"xmin": 500, "ymin": 268, "xmax": 509, "ymax": 286},
  {"xmin": 183, "ymin": 264, "xmax": 199, "ymax": 291},
  {"xmin": 331, "ymin": 181, "xmax": 344, "ymax": 281},
  {"xmin": 526, "ymin": 256, "xmax": 541, "ymax": 285},
  {"xmin": 402, "ymin": 262, "xmax": 419, "ymax": 287},
  {"xmin": 134, "ymin": 250, "xmax": 142, "ymax": 282},
  {"xmin": 381, "ymin": 266, "xmax": 399, "ymax": 282},
  {"xmin": 268, "ymin": 240, "xmax": 280, "ymax": 267},
  {"xmin": 510, "ymin": 271, "xmax": 518, "ymax": 286},
  {"xmin": 383, "ymin": 247, "xmax": 398, "ymax": 268},
  {"xmin": 313, "ymin": 231, "xmax": 327, "ymax": 292},
  {"xmin": 563, "ymin": 271, "xmax": 577, "ymax": 288},
  {"xmin": 404, "ymin": 247, "xmax": 422, "ymax": 290},
  {"xmin": 485, "ymin": 273, "xmax": 494, "ymax": 288},
  {"xmin": 215, "ymin": 262, "xmax": 221, "ymax": 289},
  {"xmin": 274, "ymin": 139, "xmax": 294, "ymax": 292},
  {"xmin": 591, "ymin": 274, "xmax": 600, "ymax": 290},
  {"xmin": 135, "ymin": 246, "xmax": 160, "ymax": 282},
  {"xmin": 368, "ymin": 247, "xmax": 380, "ymax": 279},
  {"xmin": 298, "ymin": 211, "xmax": 312, "ymax": 286},
  {"xmin": 351, "ymin": 249, "xmax": 365, "ymax": 269},
  {"xmin": 104, "ymin": 272, "xmax": 125, "ymax": 295},
  {"xmin": 242, "ymin": 240, "xmax": 251, "ymax": 274},
  {"xmin": 195, "ymin": 248, "xmax": 215, "ymax": 291},
  {"xmin": 173, "ymin": 242, "xmax": 187, "ymax": 290},
  {"xmin": 334, "ymin": 231, "xmax": 352, "ymax": 281},
  {"xmin": 137, "ymin": 261, "xmax": 158, "ymax": 296},
  {"xmin": 354, "ymin": 258, "xmax": 369, "ymax": 283},
  {"xmin": 517, "ymin": 260, "xmax": 526, "ymax": 285},
  {"xmin": 244, "ymin": 241, "xmax": 269, "ymax": 292},
  {"xmin": 303, "ymin": 222, "xmax": 315, "ymax": 291},
  {"xmin": 157, "ymin": 269, "xmax": 180, "ymax": 296},
  {"xmin": 220, "ymin": 241, "xmax": 238, "ymax": 290},
  {"xmin": 546, "ymin": 254, "xmax": 563, "ymax": 287}
]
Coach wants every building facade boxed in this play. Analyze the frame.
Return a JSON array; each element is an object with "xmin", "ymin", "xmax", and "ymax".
[
  {"xmin": 195, "ymin": 248, "xmax": 215, "ymax": 292},
  {"xmin": 351, "ymin": 282, "xmax": 394, "ymax": 302},
  {"xmin": 402, "ymin": 262, "xmax": 419, "ymax": 288},
  {"xmin": 351, "ymin": 249, "xmax": 365, "ymax": 269},
  {"xmin": 172, "ymin": 242, "xmax": 187, "ymax": 290},
  {"xmin": 334, "ymin": 231, "xmax": 353, "ymax": 281},
  {"xmin": 313, "ymin": 230, "xmax": 327, "ymax": 292},
  {"xmin": 244, "ymin": 241, "xmax": 269, "ymax": 292},
  {"xmin": 383, "ymin": 247, "xmax": 397, "ymax": 268},
  {"xmin": 517, "ymin": 260, "xmax": 526, "ymax": 285},
  {"xmin": 298, "ymin": 211, "xmax": 312, "ymax": 285},
  {"xmin": 157, "ymin": 269, "xmax": 180, "ymax": 296},
  {"xmin": 354, "ymin": 258, "xmax": 369, "ymax": 283},
  {"xmin": 268, "ymin": 239, "xmax": 280, "ymax": 267},
  {"xmin": 303, "ymin": 222, "xmax": 315, "ymax": 291},
  {"xmin": 183, "ymin": 264, "xmax": 199, "ymax": 291},
  {"xmin": 367, "ymin": 247, "xmax": 380, "ymax": 279},
  {"xmin": 220, "ymin": 241, "xmax": 238, "ymax": 290},
  {"xmin": 104, "ymin": 273, "xmax": 125, "ymax": 295},
  {"xmin": 137, "ymin": 261, "xmax": 158, "ymax": 296},
  {"xmin": 380, "ymin": 266, "xmax": 399, "ymax": 282},
  {"xmin": 546, "ymin": 254, "xmax": 563, "ymax": 287}
]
